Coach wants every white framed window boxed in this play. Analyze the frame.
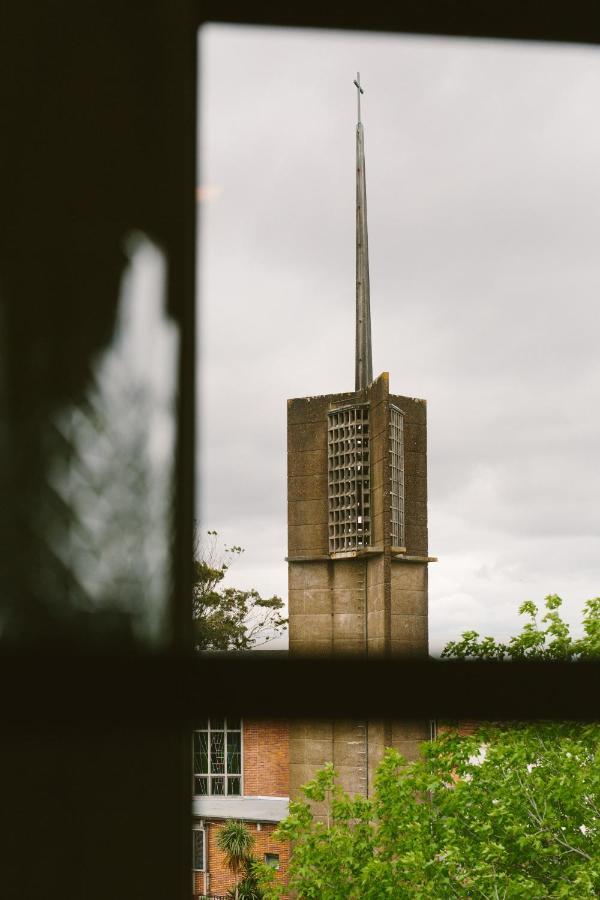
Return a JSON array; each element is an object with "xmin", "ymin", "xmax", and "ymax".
[
  {"xmin": 193, "ymin": 718, "xmax": 242, "ymax": 796},
  {"xmin": 192, "ymin": 824, "xmax": 205, "ymax": 871},
  {"xmin": 264, "ymin": 852, "xmax": 280, "ymax": 870}
]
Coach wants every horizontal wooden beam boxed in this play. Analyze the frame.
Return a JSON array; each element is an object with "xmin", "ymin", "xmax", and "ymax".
[
  {"xmin": 1, "ymin": 652, "xmax": 597, "ymax": 728},
  {"xmin": 195, "ymin": 1, "xmax": 600, "ymax": 47}
]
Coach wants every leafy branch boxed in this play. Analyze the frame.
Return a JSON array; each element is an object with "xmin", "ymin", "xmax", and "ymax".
[{"xmin": 193, "ymin": 528, "xmax": 287, "ymax": 652}]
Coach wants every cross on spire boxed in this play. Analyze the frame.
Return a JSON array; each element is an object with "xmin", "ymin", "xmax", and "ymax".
[{"xmin": 353, "ymin": 72, "xmax": 364, "ymax": 124}]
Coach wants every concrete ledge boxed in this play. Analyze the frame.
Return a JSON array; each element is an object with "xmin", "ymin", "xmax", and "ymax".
[
  {"xmin": 287, "ymin": 546, "xmax": 384, "ymax": 562},
  {"xmin": 193, "ymin": 795, "xmax": 289, "ymax": 823},
  {"xmin": 287, "ymin": 549, "xmax": 435, "ymax": 562},
  {"xmin": 286, "ymin": 553, "xmax": 330, "ymax": 561},
  {"xmin": 391, "ymin": 554, "xmax": 437, "ymax": 563}
]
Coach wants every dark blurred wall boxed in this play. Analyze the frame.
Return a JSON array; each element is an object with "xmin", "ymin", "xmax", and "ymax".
[{"xmin": 0, "ymin": 2, "xmax": 194, "ymax": 897}]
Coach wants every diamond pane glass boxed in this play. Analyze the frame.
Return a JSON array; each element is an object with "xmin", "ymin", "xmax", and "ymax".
[
  {"xmin": 194, "ymin": 776, "xmax": 208, "ymax": 796},
  {"xmin": 210, "ymin": 731, "xmax": 225, "ymax": 774},
  {"xmin": 227, "ymin": 731, "xmax": 241, "ymax": 774},
  {"xmin": 227, "ymin": 776, "xmax": 241, "ymax": 795},
  {"xmin": 194, "ymin": 731, "xmax": 209, "ymax": 775},
  {"xmin": 193, "ymin": 720, "xmax": 243, "ymax": 796},
  {"xmin": 211, "ymin": 776, "xmax": 225, "ymax": 795}
]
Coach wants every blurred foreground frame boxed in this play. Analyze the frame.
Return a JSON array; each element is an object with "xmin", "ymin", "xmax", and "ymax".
[{"xmin": 1, "ymin": 1, "xmax": 599, "ymax": 899}]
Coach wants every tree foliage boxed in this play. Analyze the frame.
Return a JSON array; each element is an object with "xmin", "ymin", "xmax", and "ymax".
[
  {"xmin": 217, "ymin": 820, "xmax": 255, "ymax": 900},
  {"xmin": 442, "ymin": 594, "xmax": 600, "ymax": 661},
  {"xmin": 257, "ymin": 726, "xmax": 600, "ymax": 899},
  {"xmin": 254, "ymin": 595, "xmax": 600, "ymax": 899},
  {"xmin": 193, "ymin": 529, "xmax": 287, "ymax": 652},
  {"xmin": 217, "ymin": 821, "xmax": 265, "ymax": 900},
  {"xmin": 232, "ymin": 858, "xmax": 264, "ymax": 900}
]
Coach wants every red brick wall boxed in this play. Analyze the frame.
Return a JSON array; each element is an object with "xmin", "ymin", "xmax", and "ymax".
[
  {"xmin": 194, "ymin": 820, "xmax": 290, "ymax": 898},
  {"xmin": 243, "ymin": 719, "xmax": 289, "ymax": 797},
  {"xmin": 438, "ymin": 720, "xmax": 480, "ymax": 737},
  {"xmin": 193, "ymin": 867, "xmax": 205, "ymax": 895}
]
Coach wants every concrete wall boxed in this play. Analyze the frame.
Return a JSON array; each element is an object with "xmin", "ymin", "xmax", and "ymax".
[
  {"xmin": 369, "ymin": 372, "xmax": 390, "ymax": 550},
  {"xmin": 287, "ymin": 374, "xmax": 430, "ymax": 800},
  {"xmin": 390, "ymin": 561, "xmax": 428, "ymax": 657},
  {"xmin": 289, "ymin": 718, "xmax": 369, "ymax": 803},
  {"xmin": 289, "ymin": 558, "xmax": 369, "ymax": 656},
  {"xmin": 391, "ymin": 391, "xmax": 428, "ymax": 557}
]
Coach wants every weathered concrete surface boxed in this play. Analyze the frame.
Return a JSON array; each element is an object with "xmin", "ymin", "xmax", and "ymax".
[{"xmin": 287, "ymin": 374, "xmax": 430, "ymax": 799}]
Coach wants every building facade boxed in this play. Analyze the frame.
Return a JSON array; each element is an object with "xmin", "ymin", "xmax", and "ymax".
[
  {"xmin": 287, "ymin": 374, "xmax": 432, "ymax": 798},
  {"xmin": 192, "ymin": 75, "xmax": 435, "ymax": 895},
  {"xmin": 192, "ymin": 719, "xmax": 290, "ymax": 897}
]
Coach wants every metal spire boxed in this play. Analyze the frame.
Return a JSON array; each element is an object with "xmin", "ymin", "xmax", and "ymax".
[{"xmin": 354, "ymin": 72, "xmax": 373, "ymax": 391}]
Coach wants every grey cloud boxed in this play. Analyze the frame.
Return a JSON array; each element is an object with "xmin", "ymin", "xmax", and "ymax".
[{"xmin": 198, "ymin": 25, "xmax": 600, "ymax": 652}]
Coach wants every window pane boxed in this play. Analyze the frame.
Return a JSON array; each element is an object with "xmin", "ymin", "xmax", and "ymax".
[
  {"xmin": 226, "ymin": 717, "xmax": 241, "ymax": 730},
  {"xmin": 194, "ymin": 776, "xmax": 208, "ymax": 796},
  {"xmin": 227, "ymin": 776, "xmax": 241, "ymax": 795},
  {"xmin": 200, "ymin": 27, "xmax": 600, "ymax": 657},
  {"xmin": 194, "ymin": 731, "xmax": 209, "ymax": 774},
  {"xmin": 210, "ymin": 732, "xmax": 225, "ymax": 774},
  {"xmin": 210, "ymin": 718, "xmax": 224, "ymax": 730},
  {"xmin": 197, "ymin": 20, "xmax": 600, "ymax": 900},
  {"xmin": 211, "ymin": 776, "xmax": 225, "ymax": 795},
  {"xmin": 227, "ymin": 731, "xmax": 241, "ymax": 774},
  {"xmin": 193, "ymin": 830, "xmax": 204, "ymax": 870}
]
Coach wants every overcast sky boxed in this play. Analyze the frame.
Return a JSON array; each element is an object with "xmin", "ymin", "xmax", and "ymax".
[{"xmin": 197, "ymin": 24, "xmax": 600, "ymax": 654}]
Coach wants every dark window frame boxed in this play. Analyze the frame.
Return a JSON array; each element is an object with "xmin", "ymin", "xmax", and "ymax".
[{"xmin": 4, "ymin": 6, "xmax": 600, "ymax": 900}]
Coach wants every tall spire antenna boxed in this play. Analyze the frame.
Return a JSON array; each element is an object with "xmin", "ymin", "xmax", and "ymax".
[{"xmin": 354, "ymin": 72, "xmax": 373, "ymax": 391}]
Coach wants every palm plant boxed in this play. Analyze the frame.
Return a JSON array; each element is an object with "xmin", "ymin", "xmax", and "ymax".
[{"xmin": 216, "ymin": 820, "xmax": 254, "ymax": 900}]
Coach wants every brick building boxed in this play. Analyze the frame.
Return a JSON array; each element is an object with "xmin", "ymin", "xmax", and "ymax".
[{"xmin": 192, "ymin": 718, "xmax": 290, "ymax": 897}]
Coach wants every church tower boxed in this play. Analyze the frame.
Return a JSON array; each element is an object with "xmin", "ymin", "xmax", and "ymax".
[{"xmin": 287, "ymin": 76, "xmax": 433, "ymax": 798}]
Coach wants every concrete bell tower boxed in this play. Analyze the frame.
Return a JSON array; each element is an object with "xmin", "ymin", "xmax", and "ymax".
[{"xmin": 287, "ymin": 75, "xmax": 433, "ymax": 799}]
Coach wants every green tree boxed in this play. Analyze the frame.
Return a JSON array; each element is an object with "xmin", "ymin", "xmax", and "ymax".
[
  {"xmin": 217, "ymin": 820, "xmax": 255, "ymax": 900},
  {"xmin": 255, "ymin": 595, "xmax": 600, "ymax": 899},
  {"xmin": 193, "ymin": 529, "xmax": 287, "ymax": 652},
  {"xmin": 441, "ymin": 594, "xmax": 600, "ymax": 661}
]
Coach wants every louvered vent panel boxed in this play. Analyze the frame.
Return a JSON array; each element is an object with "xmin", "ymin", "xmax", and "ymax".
[
  {"xmin": 390, "ymin": 405, "xmax": 405, "ymax": 547},
  {"xmin": 327, "ymin": 405, "xmax": 371, "ymax": 553}
]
